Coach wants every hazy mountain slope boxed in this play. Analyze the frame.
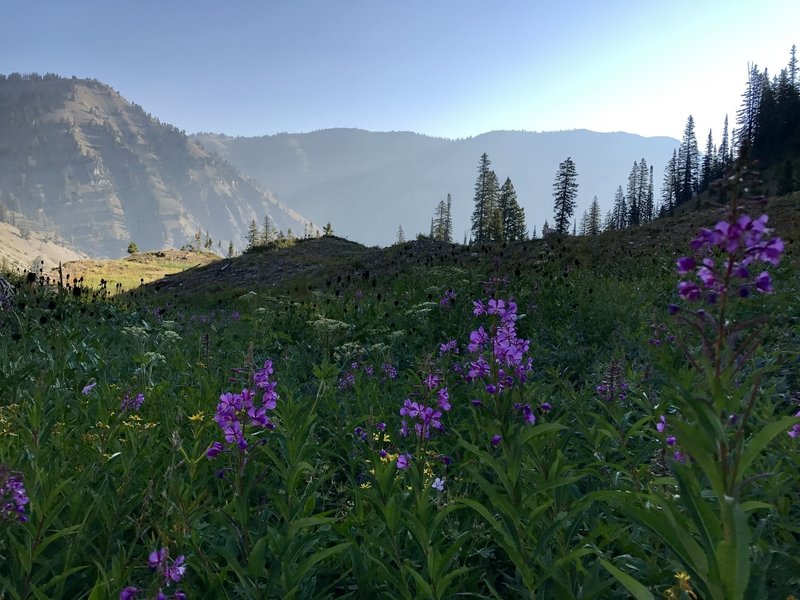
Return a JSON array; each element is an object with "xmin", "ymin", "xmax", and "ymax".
[
  {"xmin": 0, "ymin": 76, "xmax": 318, "ymax": 257},
  {"xmin": 0, "ymin": 221, "xmax": 86, "ymax": 274},
  {"xmin": 194, "ymin": 128, "xmax": 679, "ymax": 245}
]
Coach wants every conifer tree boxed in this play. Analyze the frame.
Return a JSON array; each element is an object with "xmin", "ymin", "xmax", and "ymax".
[
  {"xmin": 498, "ymin": 178, "xmax": 526, "ymax": 241},
  {"xmin": 717, "ymin": 115, "xmax": 732, "ymax": 177},
  {"xmin": 246, "ymin": 219, "xmax": 259, "ymax": 250},
  {"xmin": 227, "ymin": 241, "xmax": 234, "ymax": 258},
  {"xmin": 444, "ymin": 193, "xmax": 453, "ymax": 242},
  {"xmin": 701, "ymin": 129, "xmax": 715, "ymax": 191},
  {"xmin": 736, "ymin": 63, "xmax": 763, "ymax": 150},
  {"xmin": 661, "ymin": 150, "xmax": 679, "ymax": 215},
  {"xmin": 612, "ymin": 185, "xmax": 627, "ymax": 230},
  {"xmin": 471, "ymin": 154, "xmax": 499, "ymax": 244},
  {"xmin": 626, "ymin": 160, "xmax": 641, "ymax": 226},
  {"xmin": 262, "ymin": 214, "xmax": 275, "ymax": 245},
  {"xmin": 552, "ymin": 157, "xmax": 578, "ymax": 234},
  {"xmin": 396, "ymin": 225, "xmax": 405, "ymax": 244},
  {"xmin": 587, "ymin": 196, "xmax": 601, "ymax": 235},
  {"xmin": 578, "ymin": 210, "xmax": 589, "ymax": 236},
  {"xmin": 677, "ymin": 115, "xmax": 700, "ymax": 205}
]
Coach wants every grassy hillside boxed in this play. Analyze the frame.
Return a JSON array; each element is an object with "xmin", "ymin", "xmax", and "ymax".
[{"xmin": 1, "ymin": 186, "xmax": 798, "ymax": 598}]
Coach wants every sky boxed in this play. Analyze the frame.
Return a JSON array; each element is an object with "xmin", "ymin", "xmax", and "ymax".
[{"xmin": 2, "ymin": 0, "xmax": 798, "ymax": 144}]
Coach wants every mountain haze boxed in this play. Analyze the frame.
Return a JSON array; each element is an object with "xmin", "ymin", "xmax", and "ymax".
[
  {"xmin": 0, "ymin": 75, "xmax": 318, "ymax": 257},
  {"xmin": 194, "ymin": 128, "xmax": 680, "ymax": 245}
]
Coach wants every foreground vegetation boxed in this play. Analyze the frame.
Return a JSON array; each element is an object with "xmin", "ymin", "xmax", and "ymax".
[{"xmin": 1, "ymin": 168, "xmax": 799, "ymax": 599}]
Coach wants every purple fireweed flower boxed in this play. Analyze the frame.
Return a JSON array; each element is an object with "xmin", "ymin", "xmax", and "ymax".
[
  {"xmin": 473, "ymin": 300, "xmax": 486, "ymax": 316},
  {"xmin": 120, "ymin": 586, "xmax": 139, "ymax": 600},
  {"xmin": 678, "ymin": 212, "xmax": 783, "ymax": 305},
  {"xmin": 205, "ymin": 441, "xmax": 224, "ymax": 459},
  {"xmin": 121, "ymin": 391, "xmax": 145, "ymax": 413},
  {"xmin": 424, "ymin": 373, "xmax": 440, "ymax": 390},
  {"xmin": 440, "ymin": 289, "xmax": 456, "ymax": 307},
  {"xmin": 754, "ymin": 271, "xmax": 773, "ymax": 293},
  {"xmin": 437, "ymin": 388, "xmax": 451, "ymax": 411},
  {"xmin": 165, "ymin": 555, "xmax": 186, "ymax": 583},
  {"xmin": 491, "ymin": 434, "xmax": 502, "ymax": 447},
  {"xmin": 540, "ymin": 402, "xmax": 552, "ymax": 412},
  {"xmin": 0, "ymin": 466, "xmax": 29, "ymax": 522},
  {"xmin": 149, "ymin": 548, "xmax": 168, "ymax": 570},
  {"xmin": 376, "ymin": 421, "xmax": 386, "ymax": 432},
  {"xmin": 439, "ymin": 339, "xmax": 459, "ymax": 354},
  {"xmin": 676, "ymin": 256, "xmax": 695, "ymax": 275},
  {"xmin": 666, "ymin": 435, "xmax": 677, "ymax": 446},
  {"xmin": 396, "ymin": 454, "xmax": 412, "ymax": 470},
  {"xmin": 381, "ymin": 363, "xmax": 398, "ymax": 380},
  {"xmin": 431, "ymin": 477, "xmax": 445, "ymax": 491},
  {"xmin": 353, "ymin": 427, "xmax": 367, "ymax": 441},
  {"xmin": 678, "ymin": 281, "xmax": 701, "ymax": 302},
  {"xmin": 656, "ymin": 415, "xmax": 667, "ymax": 433},
  {"xmin": 82, "ymin": 381, "xmax": 97, "ymax": 395}
]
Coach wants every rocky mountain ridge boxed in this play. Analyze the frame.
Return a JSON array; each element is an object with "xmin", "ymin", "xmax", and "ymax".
[{"xmin": 0, "ymin": 75, "xmax": 318, "ymax": 257}]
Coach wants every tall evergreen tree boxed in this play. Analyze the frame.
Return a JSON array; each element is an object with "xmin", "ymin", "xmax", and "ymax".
[
  {"xmin": 611, "ymin": 185, "xmax": 626, "ymax": 230},
  {"xmin": 246, "ymin": 219, "xmax": 259, "ymax": 250},
  {"xmin": 498, "ymin": 178, "xmax": 526, "ymax": 241},
  {"xmin": 717, "ymin": 115, "xmax": 732, "ymax": 177},
  {"xmin": 643, "ymin": 165, "xmax": 655, "ymax": 223},
  {"xmin": 262, "ymin": 213, "xmax": 275, "ymax": 245},
  {"xmin": 227, "ymin": 240, "xmax": 235, "ymax": 258},
  {"xmin": 661, "ymin": 149, "xmax": 679, "ymax": 215},
  {"xmin": 736, "ymin": 63, "xmax": 763, "ymax": 150},
  {"xmin": 578, "ymin": 210, "xmax": 589, "ymax": 236},
  {"xmin": 587, "ymin": 196, "xmax": 601, "ymax": 235},
  {"xmin": 701, "ymin": 129, "xmax": 715, "ymax": 191},
  {"xmin": 443, "ymin": 193, "xmax": 453, "ymax": 242},
  {"xmin": 626, "ymin": 160, "xmax": 641, "ymax": 226},
  {"xmin": 471, "ymin": 154, "xmax": 499, "ymax": 244},
  {"xmin": 486, "ymin": 171, "xmax": 503, "ymax": 241},
  {"xmin": 552, "ymin": 157, "xmax": 578, "ymax": 234},
  {"xmin": 396, "ymin": 225, "xmax": 405, "ymax": 244},
  {"xmin": 677, "ymin": 115, "xmax": 700, "ymax": 205}
]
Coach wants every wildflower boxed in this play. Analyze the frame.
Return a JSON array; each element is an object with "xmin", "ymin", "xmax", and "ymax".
[
  {"xmin": 205, "ymin": 441, "xmax": 224, "ymax": 459},
  {"xmin": 431, "ymin": 477, "xmax": 445, "ymax": 491},
  {"xmin": 396, "ymin": 454, "xmax": 412, "ymax": 470},
  {"xmin": 381, "ymin": 363, "xmax": 398, "ymax": 380},
  {"xmin": 0, "ymin": 466, "xmax": 29, "ymax": 522},
  {"xmin": 148, "ymin": 547, "xmax": 186, "ymax": 586},
  {"xmin": 491, "ymin": 434, "xmax": 502, "ymax": 447},
  {"xmin": 656, "ymin": 415, "xmax": 667, "ymax": 433},
  {"xmin": 540, "ymin": 402, "xmax": 552, "ymax": 412},
  {"xmin": 439, "ymin": 339, "xmax": 458, "ymax": 354},
  {"xmin": 82, "ymin": 381, "xmax": 97, "ymax": 395},
  {"xmin": 121, "ymin": 391, "xmax": 145, "ymax": 413},
  {"xmin": 188, "ymin": 412, "xmax": 204, "ymax": 422},
  {"xmin": 120, "ymin": 587, "xmax": 139, "ymax": 600}
]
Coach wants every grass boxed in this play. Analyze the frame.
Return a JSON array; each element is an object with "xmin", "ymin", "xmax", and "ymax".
[{"xmin": 1, "ymin": 190, "xmax": 799, "ymax": 599}]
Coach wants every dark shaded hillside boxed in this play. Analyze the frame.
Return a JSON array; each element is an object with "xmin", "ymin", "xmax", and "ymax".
[
  {"xmin": 139, "ymin": 191, "xmax": 800, "ymax": 304},
  {"xmin": 0, "ymin": 75, "xmax": 317, "ymax": 257},
  {"xmin": 194, "ymin": 128, "xmax": 679, "ymax": 246}
]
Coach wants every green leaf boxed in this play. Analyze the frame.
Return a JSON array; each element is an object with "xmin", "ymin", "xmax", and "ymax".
[
  {"xmin": 247, "ymin": 536, "xmax": 268, "ymax": 580},
  {"xmin": 716, "ymin": 501, "xmax": 750, "ymax": 600},
  {"xmin": 737, "ymin": 416, "xmax": 799, "ymax": 484},
  {"xmin": 598, "ymin": 558, "xmax": 654, "ymax": 600}
]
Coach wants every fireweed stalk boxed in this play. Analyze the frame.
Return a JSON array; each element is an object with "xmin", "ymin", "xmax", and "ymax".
[
  {"xmin": 464, "ymin": 298, "xmax": 535, "ymax": 437},
  {"xmin": 206, "ymin": 360, "xmax": 279, "ymax": 493},
  {"xmin": 607, "ymin": 156, "xmax": 800, "ymax": 600},
  {"xmin": 670, "ymin": 158, "xmax": 786, "ymax": 500},
  {"xmin": 396, "ymin": 371, "xmax": 451, "ymax": 477}
]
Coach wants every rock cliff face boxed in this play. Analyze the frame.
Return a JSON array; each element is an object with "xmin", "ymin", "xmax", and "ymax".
[{"xmin": 0, "ymin": 75, "xmax": 317, "ymax": 257}]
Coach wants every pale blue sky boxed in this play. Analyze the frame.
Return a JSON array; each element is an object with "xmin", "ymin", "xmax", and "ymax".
[{"xmin": 2, "ymin": 0, "xmax": 798, "ymax": 143}]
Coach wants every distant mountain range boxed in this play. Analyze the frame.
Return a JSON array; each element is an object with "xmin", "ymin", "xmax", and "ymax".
[
  {"xmin": 194, "ymin": 128, "xmax": 680, "ymax": 245},
  {"xmin": 0, "ymin": 75, "xmax": 318, "ymax": 258},
  {"xmin": 0, "ymin": 74, "xmax": 681, "ymax": 258}
]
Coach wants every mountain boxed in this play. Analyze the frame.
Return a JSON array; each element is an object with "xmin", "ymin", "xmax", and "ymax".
[
  {"xmin": 0, "ymin": 74, "xmax": 318, "ymax": 257},
  {"xmin": 193, "ymin": 128, "xmax": 680, "ymax": 246},
  {"xmin": 0, "ymin": 220, "xmax": 86, "ymax": 273}
]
